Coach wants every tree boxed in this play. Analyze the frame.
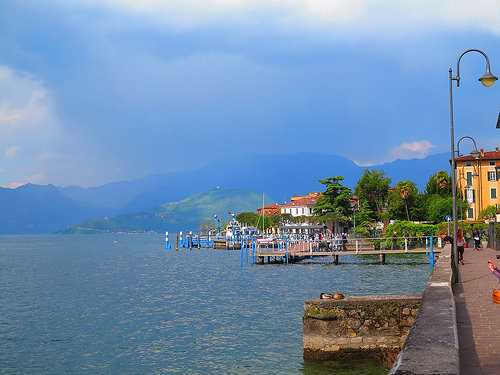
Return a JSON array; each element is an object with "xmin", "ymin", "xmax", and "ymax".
[
  {"xmin": 425, "ymin": 195, "xmax": 453, "ymax": 223},
  {"xmin": 425, "ymin": 171, "xmax": 451, "ymax": 196},
  {"xmin": 388, "ymin": 181, "xmax": 418, "ymax": 221},
  {"xmin": 313, "ymin": 176, "xmax": 353, "ymax": 224},
  {"xmin": 353, "ymin": 200, "xmax": 376, "ymax": 237},
  {"xmin": 355, "ymin": 170, "xmax": 391, "ymax": 221},
  {"xmin": 236, "ymin": 212, "xmax": 259, "ymax": 227},
  {"xmin": 479, "ymin": 205, "xmax": 498, "ymax": 220}
]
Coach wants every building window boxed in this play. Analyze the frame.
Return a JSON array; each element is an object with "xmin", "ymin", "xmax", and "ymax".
[
  {"xmin": 466, "ymin": 171, "xmax": 473, "ymax": 186},
  {"xmin": 492, "ymin": 188, "xmax": 497, "ymax": 199},
  {"xmin": 302, "ymin": 207, "xmax": 305, "ymax": 215},
  {"xmin": 467, "ymin": 207, "xmax": 474, "ymax": 219},
  {"xmin": 489, "ymin": 171, "xmax": 497, "ymax": 181},
  {"xmin": 490, "ymin": 161, "xmax": 496, "ymax": 166},
  {"xmin": 466, "ymin": 161, "xmax": 472, "ymax": 166},
  {"xmin": 466, "ymin": 188, "xmax": 475, "ymax": 203}
]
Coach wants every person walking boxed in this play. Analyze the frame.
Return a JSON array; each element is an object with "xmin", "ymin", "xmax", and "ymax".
[
  {"xmin": 473, "ymin": 230, "xmax": 481, "ymax": 251},
  {"xmin": 457, "ymin": 230, "xmax": 465, "ymax": 265}
]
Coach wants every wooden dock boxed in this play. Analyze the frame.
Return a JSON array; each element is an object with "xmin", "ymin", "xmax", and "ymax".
[{"xmin": 252, "ymin": 248, "xmax": 442, "ymax": 264}]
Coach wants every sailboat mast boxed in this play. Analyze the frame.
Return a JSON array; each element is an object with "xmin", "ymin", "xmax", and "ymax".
[{"xmin": 262, "ymin": 193, "xmax": 265, "ymax": 234}]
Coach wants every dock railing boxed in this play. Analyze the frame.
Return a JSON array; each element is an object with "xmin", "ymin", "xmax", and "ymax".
[{"xmin": 249, "ymin": 235, "xmax": 439, "ymax": 265}]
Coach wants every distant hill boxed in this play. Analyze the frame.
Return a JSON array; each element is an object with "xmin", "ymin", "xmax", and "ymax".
[
  {"xmin": 0, "ymin": 152, "xmax": 450, "ymax": 234},
  {"xmin": 63, "ymin": 189, "xmax": 271, "ymax": 234},
  {"xmin": 60, "ymin": 152, "xmax": 449, "ymax": 215},
  {"xmin": 373, "ymin": 153, "xmax": 449, "ymax": 187},
  {"xmin": 0, "ymin": 184, "xmax": 103, "ymax": 234}
]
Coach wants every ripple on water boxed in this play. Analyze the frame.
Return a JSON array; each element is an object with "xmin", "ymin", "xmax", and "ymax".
[{"xmin": 0, "ymin": 234, "xmax": 430, "ymax": 374}]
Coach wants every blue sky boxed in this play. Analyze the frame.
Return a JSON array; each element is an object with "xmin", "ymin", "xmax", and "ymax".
[{"xmin": 0, "ymin": 0, "xmax": 499, "ymax": 187}]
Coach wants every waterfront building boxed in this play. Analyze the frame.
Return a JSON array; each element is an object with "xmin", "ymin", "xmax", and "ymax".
[
  {"xmin": 256, "ymin": 203, "xmax": 281, "ymax": 216},
  {"xmin": 279, "ymin": 192, "xmax": 320, "ymax": 217},
  {"xmin": 456, "ymin": 148, "xmax": 500, "ymax": 220}
]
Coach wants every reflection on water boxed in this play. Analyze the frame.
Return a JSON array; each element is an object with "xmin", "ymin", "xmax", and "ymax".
[{"xmin": 0, "ymin": 234, "xmax": 429, "ymax": 374}]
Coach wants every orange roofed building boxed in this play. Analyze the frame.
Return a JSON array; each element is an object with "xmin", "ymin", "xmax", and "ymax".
[
  {"xmin": 280, "ymin": 192, "xmax": 321, "ymax": 217},
  {"xmin": 256, "ymin": 203, "xmax": 282, "ymax": 216},
  {"xmin": 256, "ymin": 192, "xmax": 321, "ymax": 217},
  {"xmin": 456, "ymin": 148, "xmax": 500, "ymax": 220}
]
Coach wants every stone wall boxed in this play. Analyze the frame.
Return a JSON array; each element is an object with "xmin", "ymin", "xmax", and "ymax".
[
  {"xmin": 304, "ymin": 295, "xmax": 422, "ymax": 367},
  {"xmin": 389, "ymin": 244, "xmax": 459, "ymax": 375}
]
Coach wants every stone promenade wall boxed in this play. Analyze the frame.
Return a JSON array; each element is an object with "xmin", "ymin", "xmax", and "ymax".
[
  {"xmin": 389, "ymin": 244, "xmax": 459, "ymax": 375},
  {"xmin": 304, "ymin": 295, "xmax": 422, "ymax": 367}
]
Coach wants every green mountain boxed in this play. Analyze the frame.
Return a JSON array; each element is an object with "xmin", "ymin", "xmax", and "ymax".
[{"xmin": 63, "ymin": 189, "xmax": 270, "ymax": 234}]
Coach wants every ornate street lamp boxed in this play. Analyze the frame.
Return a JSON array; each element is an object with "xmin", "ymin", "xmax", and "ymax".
[
  {"xmin": 449, "ymin": 49, "xmax": 497, "ymax": 283},
  {"xmin": 456, "ymin": 136, "xmax": 481, "ymax": 235}
]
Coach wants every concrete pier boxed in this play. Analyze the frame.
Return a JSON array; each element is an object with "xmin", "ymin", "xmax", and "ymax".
[
  {"xmin": 303, "ymin": 245, "xmax": 460, "ymax": 374},
  {"xmin": 304, "ymin": 295, "xmax": 421, "ymax": 368}
]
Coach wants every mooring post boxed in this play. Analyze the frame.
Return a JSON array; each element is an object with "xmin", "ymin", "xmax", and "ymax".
[
  {"xmin": 380, "ymin": 253, "xmax": 386, "ymax": 264},
  {"xmin": 240, "ymin": 238, "xmax": 244, "ymax": 267},
  {"xmin": 404, "ymin": 237, "xmax": 408, "ymax": 252},
  {"xmin": 334, "ymin": 254, "xmax": 339, "ymax": 265},
  {"xmin": 429, "ymin": 236, "xmax": 435, "ymax": 266},
  {"xmin": 252, "ymin": 239, "xmax": 256, "ymax": 264},
  {"xmin": 285, "ymin": 239, "xmax": 289, "ymax": 264},
  {"xmin": 355, "ymin": 239, "xmax": 359, "ymax": 254},
  {"xmin": 165, "ymin": 231, "xmax": 171, "ymax": 250}
]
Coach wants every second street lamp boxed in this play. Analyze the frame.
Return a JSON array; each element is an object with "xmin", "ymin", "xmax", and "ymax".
[
  {"xmin": 456, "ymin": 136, "xmax": 481, "ymax": 235},
  {"xmin": 449, "ymin": 49, "xmax": 497, "ymax": 283}
]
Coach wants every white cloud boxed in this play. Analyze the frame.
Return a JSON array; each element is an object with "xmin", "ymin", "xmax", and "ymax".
[
  {"xmin": 71, "ymin": 0, "xmax": 500, "ymax": 35},
  {"xmin": 5, "ymin": 146, "xmax": 20, "ymax": 159},
  {"xmin": 0, "ymin": 66, "xmax": 55, "ymax": 134},
  {"xmin": 391, "ymin": 140, "xmax": 435, "ymax": 160},
  {"xmin": 354, "ymin": 140, "xmax": 436, "ymax": 166}
]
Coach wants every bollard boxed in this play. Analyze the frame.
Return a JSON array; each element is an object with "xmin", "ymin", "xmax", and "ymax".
[
  {"xmin": 404, "ymin": 238, "xmax": 408, "ymax": 252},
  {"xmin": 165, "ymin": 231, "xmax": 172, "ymax": 250},
  {"xmin": 429, "ymin": 235, "xmax": 435, "ymax": 266}
]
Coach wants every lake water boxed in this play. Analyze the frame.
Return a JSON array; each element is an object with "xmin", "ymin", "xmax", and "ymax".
[{"xmin": 0, "ymin": 235, "xmax": 431, "ymax": 374}]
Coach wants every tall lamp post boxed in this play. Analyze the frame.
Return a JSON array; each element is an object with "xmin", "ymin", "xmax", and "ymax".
[
  {"xmin": 449, "ymin": 49, "xmax": 497, "ymax": 283},
  {"xmin": 456, "ymin": 135, "xmax": 481, "ymax": 235}
]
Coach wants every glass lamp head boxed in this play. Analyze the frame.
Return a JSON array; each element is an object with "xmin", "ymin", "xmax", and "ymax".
[{"xmin": 479, "ymin": 71, "xmax": 498, "ymax": 87}]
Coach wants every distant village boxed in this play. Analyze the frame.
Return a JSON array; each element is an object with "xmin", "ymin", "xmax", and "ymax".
[{"xmin": 250, "ymin": 192, "xmax": 359, "ymax": 236}]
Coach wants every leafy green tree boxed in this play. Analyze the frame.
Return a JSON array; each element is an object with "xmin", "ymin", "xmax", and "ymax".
[
  {"xmin": 353, "ymin": 200, "xmax": 374, "ymax": 227},
  {"xmin": 236, "ymin": 212, "xmax": 259, "ymax": 226},
  {"xmin": 354, "ymin": 170, "xmax": 391, "ymax": 221},
  {"xmin": 479, "ymin": 205, "xmax": 498, "ymax": 220},
  {"xmin": 425, "ymin": 195, "xmax": 453, "ymax": 223},
  {"xmin": 255, "ymin": 215, "xmax": 274, "ymax": 231},
  {"xmin": 313, "ymin": 176, "xmax": 353, "ymax": 224},
  {"xmin": 388, "ymin": 181, "xmax": 418, "ymax": 221},
  {"xmin": 425, "ymin": 171, "xmax": 451, "ymax": 196},
  {"xmin": 353, "ymin": 200, "xmax": 376, "ymax": 237}
]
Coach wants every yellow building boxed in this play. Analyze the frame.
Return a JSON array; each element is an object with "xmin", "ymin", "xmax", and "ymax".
[{"xmin": 456, "ymin": 148, "xmax": 500, "ymax": 220}]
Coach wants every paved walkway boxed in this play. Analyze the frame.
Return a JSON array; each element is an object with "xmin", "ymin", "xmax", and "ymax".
[{"xmin": 454, "ymin": 246, "xmax": 500, "ymax": 375}]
